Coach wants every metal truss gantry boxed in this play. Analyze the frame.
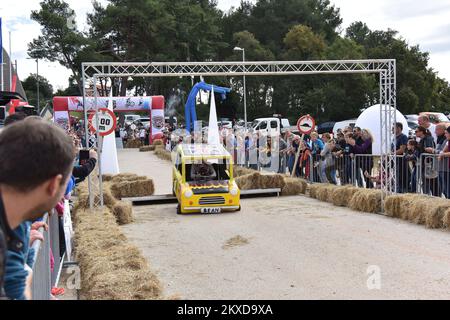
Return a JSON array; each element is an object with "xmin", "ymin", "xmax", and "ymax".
[{"xmin": 82, "ymin": 59, "xmax": 397, "ymax": 210}]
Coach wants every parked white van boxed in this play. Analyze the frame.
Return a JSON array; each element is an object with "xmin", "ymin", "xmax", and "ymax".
[{"xmin": 332, "ymin": 119, "xmax": 357, "ymax": 135}]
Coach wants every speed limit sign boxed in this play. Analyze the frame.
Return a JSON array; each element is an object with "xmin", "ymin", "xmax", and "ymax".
[{"xmin": 89, "ymin": 108, "xmax": 117, "ymax": 137}]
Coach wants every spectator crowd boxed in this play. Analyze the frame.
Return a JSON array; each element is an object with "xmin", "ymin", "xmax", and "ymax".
[{"xmin": 165, "ymin": 115, "xmax": 450, "ymax": 199}]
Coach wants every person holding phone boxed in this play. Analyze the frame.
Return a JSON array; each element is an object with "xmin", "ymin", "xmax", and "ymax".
[{"xmin": 73, "ymin": 149, "xmax": 98, "ymax": 185}]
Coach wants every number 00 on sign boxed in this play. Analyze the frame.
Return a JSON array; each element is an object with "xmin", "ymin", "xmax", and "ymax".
[{"xmin": 89, "ymin": 108, "xmax": 117, "ymax": 137}]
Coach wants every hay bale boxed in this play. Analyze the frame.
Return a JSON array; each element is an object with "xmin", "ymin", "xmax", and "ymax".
[
  {"xmin": 102, "ymin": 174, "xmax": 114, "ymax": 182},
  {"xmin": 112, "ymin": 201, "xmax": 134, "ymax": 225},
  {"xmin": 384, "ymin": 194, "xmax": 407, "ymax": 218},
  {"xmin": 259, "ymin": 174, "xmax": 286, "ymax": 189},
  {"xmin": 425, "ymin": 202, "xmax": 450, "ymax": 229},
  {"xmin": 443, "ymin": 208, "xmax": 450, "ymax": 229},
  {"xmin": 316, "ymin": 184, "xmax": 340, "ymax": 203},
  {"xmin": 308, "ymin": 183, "xmax": 328, "ymax": 199},
  {"xmin": 109, "ymin": 173, "xmax": 139, "ymax": 182},
  {"xmin": 125, "ymin": 139, "xmax": 142, "ymax": 149},
  {"xmin": 152, "ymin": 139, "xmax": 164, "ymax": 146},
  {"xmin": 349, "ymin": 189, "xmax": 382, "ymax": 213},
  {"xmin": 236, "ymin": 172, "xmax": 288, "ymax": 190},
  {"xmin": 235, "ymin": 172, "xmax": 262, "ymax": 190},
  {"xmin": 139, "ymin": 145, "xmax": 155, "ymax": 152},
  {"xmin": 102, "ymin": 182, "xmax": 118, "ymax": 208},
  {"xmin": 281, "ymin": 178, "xmax": 308, "ymax": 196},
  {"xmin": 154, "ymin": 148, "xmax": 172, "ymax": 161},
  {"xmin": 111, "ymin": 179, "xmax": 155, "ymax": 199},
  {"xmin": 331, "ymin": 185, "xmax": 360, "ymax": 207},
  {"xmin": 111, "ymin": 175, "xmax": 148, "ymax": 184},
  {"xmin": 74, "ymin": 208, "xmax": 162, "ymax": 300}
]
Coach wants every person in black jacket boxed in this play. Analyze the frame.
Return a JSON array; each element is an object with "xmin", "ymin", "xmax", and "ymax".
[{"xmin": 72, "ymin": 149, "xmax": 98, "ymax": 185}]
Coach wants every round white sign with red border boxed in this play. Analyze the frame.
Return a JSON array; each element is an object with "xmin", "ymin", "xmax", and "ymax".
[
  {"xmin": 297, "ymin": 115, "xmax": 316, "ymax": 135},
  {"xmin": 89, "ymin": 108, "xmax": 117, "ymax": 137}
]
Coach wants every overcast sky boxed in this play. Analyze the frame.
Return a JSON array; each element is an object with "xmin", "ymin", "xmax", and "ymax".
[{"xmin": 1, "ymin": 0, "xmax": 449, "ymax": 91}]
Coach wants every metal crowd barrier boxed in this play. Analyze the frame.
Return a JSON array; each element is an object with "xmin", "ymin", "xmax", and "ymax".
[
  {"xmin": 204, "ymin": 139, "xmax": 450, "ymax": 201},
  {"xmin": 417, "ymin": 153, "xmax": 450, "ymax": 198},
  {"xmin": 31, "ymin": 211, "xmax": 64, "ymax": 300}
]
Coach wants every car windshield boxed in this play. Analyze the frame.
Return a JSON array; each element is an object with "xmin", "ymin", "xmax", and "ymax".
[
  {"xmin": 434, "ymin": 113, "xmax": 449, "ymax": 122},
  {"xmin": 408, "ymin": 122, "xmax": 418, "ymax": 129},
  {"xmin": 184, "ymin": 159, "xmax": 231, "ymax": 183}
]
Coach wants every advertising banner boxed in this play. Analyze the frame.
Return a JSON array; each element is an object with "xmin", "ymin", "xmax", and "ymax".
[
  {"xmin": 151, "ymin": 108, "xmax": 165, "ymax": 140},
  {"xmin": 67, "ymin": 97, "xmax": 152, "ymax": 112},
  {"xmin": 54, "ymin": 111, "xmax": 71, "ymax": 132}
]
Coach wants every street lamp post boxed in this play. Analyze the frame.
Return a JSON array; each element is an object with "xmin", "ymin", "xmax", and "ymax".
[
  {"xmin": 36, "ymin": 59, "xmax": 39, "ymax": 115},
  {"xmin": 234, "ymin": 47, "xmax": 247, "ymax": 131},
  {"xmin": 26, "ymin": 57, "xmax": 40, "ymax": 114}
]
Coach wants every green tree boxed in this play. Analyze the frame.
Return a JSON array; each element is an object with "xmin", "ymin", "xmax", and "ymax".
[
  {"xmin": 28, "ymin": 0, "xmax": 90, "ymax": 91},
  {"xmin": 54, "ymin": 75, "xmax": 82, "ymax": 97},
  {"xmin": 22, "ymin": 74, "xmax": 54, "ymax": 108},
  {"xmin": 283, "ymin": 25, "xmax": 326, "ymax": 60},
  {"xmin": 247, "ymin": 0, "xmax": 341, "ymax": 57},
  {"xmin": 345, "ymin": 21, "xmax": 446, "ymax": 114}
]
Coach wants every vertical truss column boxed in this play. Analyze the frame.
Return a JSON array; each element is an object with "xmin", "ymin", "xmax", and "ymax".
[
  {"xmin": 380, "ymin": 60, "xmax": 397, "ymax": 205},
  {"xmin": 82, "ymin": 70, "xmax": 104, "ymax": 209}
]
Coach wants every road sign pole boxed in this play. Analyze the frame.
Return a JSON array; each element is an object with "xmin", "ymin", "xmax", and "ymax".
[
  {"xmin": 291, "ymin": 134, "xmax": 305, "ymax": 178},
  {"xmin": 291, "ymin": 115, "xmax": 316, "ymax": 178}
]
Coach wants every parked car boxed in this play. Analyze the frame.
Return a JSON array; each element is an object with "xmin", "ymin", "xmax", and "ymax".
[
  {"xmin": 419, "ymin": 112, "xmax": 450, "ymax": 127},
  {"xmin": 333, "ymin": 119, "xmax": 357, "ymax": 135},
  {"xmin": 125, "ymin": 114, "xmax": 141, "ymax": 126},
  {"xmin": 251, "ymin": 117, "xmax": 295, "ymax": 136},
  {"xmin": 317, "ymin": 122, "xmax": 336, "ymax": 134},
  {"xmin": 405, "ymin": 114, "xmax": 419, "ymax": 122},
  {"xmin": 165, "ymin": 116, "xmax": 178, "ymax": 127},
  {"xmin": 134, "ymin": 117, "xmax": 151, "ymax": 129},
  {"xmin": 218, "ymin": 121, "xmax": 233, "ymax": 129}
]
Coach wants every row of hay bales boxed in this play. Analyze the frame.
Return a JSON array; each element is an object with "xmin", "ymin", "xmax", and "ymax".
[
  {"xmin": 73, "ymin": 173, "xmax": 162, "ymax": 300},
  {"xmin": 154, "ymin": 147, "xmax": 172, "ymax": 161},
  {"xmin": 146, "ymin": 139, "xmax": 172, "ymax": 160},
  {"xmin": 74, "ymin": 207, "xmax": 162, "ymax": 300},
  {"xmin": 385, "ymin": 194, "xmax": 450, "ymax": 229},
  {"xmin": 233, "ymin": 166, "xmax": 308, "ymax": 196},
  {"xmin": 125, "ymin": 139, "xmax": 143, "ymax": 149},
  {"xmin": 309, "ymin": 183, "xmax": 383, "ymax": 213},
  {"xmin": 139, "ymin": 139, "xmax": 165, "ymax": 152},
  {"xmin": 76, "ymin": 173, "xmax": 155, "ymax": 225},
  {"xmin": 306, "ymin": 183, "xmax": 450, "ymax": 230},
  {"xmin": 309, "ymin": 184, "xmax": 382, "ymax": 213},
  {"xmin": 139, "ymin": 145, "xmax": 156, "ymax": 152}
]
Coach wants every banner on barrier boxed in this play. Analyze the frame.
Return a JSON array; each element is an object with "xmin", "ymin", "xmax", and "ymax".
[
  {"xmin": 151, "ymin": 108, "xmax": 165, "ymax": 139},
  {"xmin": 67, "ymin": 97, "xmax": 152, "ymax": 112},
  {"xmin": 54, "ymin": 111, "xmax": 71, "ymax": 131}
]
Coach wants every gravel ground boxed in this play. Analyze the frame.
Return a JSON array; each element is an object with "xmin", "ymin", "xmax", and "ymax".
[{"xmin": 118, "ymin": 149, "xmax": 450, "ymax": 300}]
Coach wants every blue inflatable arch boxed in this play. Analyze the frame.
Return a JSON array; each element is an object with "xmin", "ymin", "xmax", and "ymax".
[{"xmin": 185, "ymin": 81, "xmax": 231, "ymax": 132}]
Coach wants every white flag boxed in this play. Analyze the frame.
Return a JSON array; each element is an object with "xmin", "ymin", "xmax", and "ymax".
[
  {"xmin": 100, "ymin": 90, "xmax": 120, "ymax": 175},
  {"xmin": 207, "ymin": 86, "xmax": 221, "ymax": 146}
]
